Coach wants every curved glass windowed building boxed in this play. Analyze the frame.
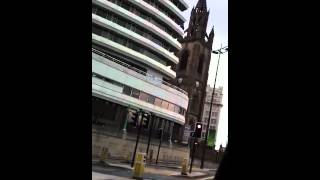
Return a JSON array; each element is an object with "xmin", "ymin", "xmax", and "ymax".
[{"xmin": 92, "ymin": 0, "xmax": 189, "ymax": 153}]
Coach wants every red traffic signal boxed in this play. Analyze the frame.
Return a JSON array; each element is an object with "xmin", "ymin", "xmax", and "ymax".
[{"xmin": 194, "ymin": 122, "xmax": 203, "ymax": 138}]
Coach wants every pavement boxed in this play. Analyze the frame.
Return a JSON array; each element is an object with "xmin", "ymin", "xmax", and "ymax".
[
  {"xmin": 93, "ymin": 171, "xmax": 215, "ymax": 180},
  {"xmin": 92, "ymin": 171, "xmax": 131, "ymax": 180},
  {"xmin": 92, "ymin": 159, "xmax": 217, "ymax": 179}
]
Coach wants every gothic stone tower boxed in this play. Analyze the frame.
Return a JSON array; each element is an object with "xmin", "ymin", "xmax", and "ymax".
[{"xmin": 173, "ymin": 0, "xmax": 214, "ymax": 139}]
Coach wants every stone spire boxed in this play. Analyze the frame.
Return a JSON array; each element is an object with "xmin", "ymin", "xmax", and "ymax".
[{"xmin": 195, "ymin": 0, "xmax": 207, "ymax": 12}]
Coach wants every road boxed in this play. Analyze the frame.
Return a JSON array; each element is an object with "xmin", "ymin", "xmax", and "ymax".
[{"xmin": 92, "ymin": 163, "xmax": 216, "ymax": 180}]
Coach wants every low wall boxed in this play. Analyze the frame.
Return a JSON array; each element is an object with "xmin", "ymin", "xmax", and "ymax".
[
  {"xmin": 193, "ymin": 143, "xmax": 224, "ymax": 163},
  {"xmin": 92, "ymin": 132, "xmax": 190, "ymax": 164}
]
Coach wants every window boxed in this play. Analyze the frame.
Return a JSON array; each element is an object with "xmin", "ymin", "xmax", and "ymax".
[
  {"xmin": 93, "ymin": 72, "xmax": 103, "ymax": 80},
  {"xmin": 125, "ymin": 22, "xmax": 132, "ymax": 29},
  {"xmin": 179, "ymin": 50, "xmax": 189, "ymax": 70},
  {"xmin": 123, "ymin": 86, "xmax": 132, "ymax": 96},
  {"xmin": 174, "ymin": 105, "xmax": 180, "ymax": 113},
  {"xmin": 116, "ymin": 37, "xmax": 127, "ymax": 46},
  {"xmin": 117, "ymin": 17, "xmax": 126, "ymax": 27},
  {"xmin": 204, "ymin": 118, "xmax": 208, "ymax": 123},
  {"xmin": 113, "ymin": 35, "xmax": 126, "ymax": 45},
  {"xmin": 148, "ymin": 95, "xmax": 155, "ymax": 104},
  {"xmin": 139, "ymin": 92, "xmax": 149, "ymax": 102},
  {"xmin": 205, "ymin": 111, "xmax": 210, "ymax": 116},
  {"xmin": 100, "ymin": 30, "xmax": 108, "ymax": 39},
  {"xmin": 197, "ymin": 54, "xmax": 204, "ymax": 74},
  {"xmin": 168, "ymin": 103, "xmax": 175, "ymax": 111},
  {"xmin": 92, "ymin": 7, "xmax": 97, "ymax": 14},
  {"xmin": 154, "ymin": 98, "xmax": 162, "ymax": 107},
  {"xmin": 92, "ymin": 25, "xmax": 102, "ymax": 35},
  {"xmin": 121, "ymin": 0, "xmax": 131, "ymax": 10},
  {"xmin": 179, "ymin": 108, "xmax": 185, "ymax": 115},
  {"xmin": 161, "ymin": 100, "xmax": 169, "ymax": 109},
  {"xmin": 131, "ymin": 89, "xmax": 140, "ymax": 98},
  {"xmin": 212, "ymin": 112, "xmax": 218, "ymax": 117},
  {"xmin": 134, "ymin": 26, "xmax": 143, "ymax": 35},
  {"xmin": 95, "ymin": 8, "xmax": 103, "ymax": 17}
]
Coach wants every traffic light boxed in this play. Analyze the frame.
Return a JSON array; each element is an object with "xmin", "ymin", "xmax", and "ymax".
[
  {"xmin": 194, "ymin": 122, "xmax": 203, "ymax": 138},
  {"xmin": 142, "ymin": 113, "xmax": 150, "ymax": 129},
  {"xmin": 131, "ymin": 110, "xmax": 139, "ymax": 127}
]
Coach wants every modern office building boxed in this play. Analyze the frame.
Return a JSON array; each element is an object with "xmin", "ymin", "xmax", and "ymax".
[{"xmin": 92, "ymin": 0, "xmax": 191, "ymax": 162}]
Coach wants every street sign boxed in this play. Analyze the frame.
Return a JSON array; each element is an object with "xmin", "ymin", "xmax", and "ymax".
[{"xmin": 182, "ymin": 125, "xmax": 191, "ymax": 144}]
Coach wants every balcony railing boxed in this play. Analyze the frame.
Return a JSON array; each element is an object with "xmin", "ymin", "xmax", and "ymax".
[{"xmin": 92, "ymin": 48, "xmax": 187, "ymax": 95}]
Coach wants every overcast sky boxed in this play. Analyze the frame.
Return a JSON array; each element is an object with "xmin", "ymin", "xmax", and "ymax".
[{"xmin": 182, "ymin": 0, "xmax": 228, "ymax": 149}]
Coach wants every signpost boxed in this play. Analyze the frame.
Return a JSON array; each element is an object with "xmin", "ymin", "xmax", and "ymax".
[{"xmin": 182, "ymin": 125, "xmax": 191, "ymax": 144}]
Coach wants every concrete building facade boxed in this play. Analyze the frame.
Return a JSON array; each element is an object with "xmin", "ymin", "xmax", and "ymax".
[{"xmin": 200, "ymin": 86, "xmax": 223, "ymax": 139}]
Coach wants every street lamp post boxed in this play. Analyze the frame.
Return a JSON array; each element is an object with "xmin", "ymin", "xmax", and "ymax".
[{"xmin": 200, "ymin": 44, "xmax": 228, "ymax": 169}]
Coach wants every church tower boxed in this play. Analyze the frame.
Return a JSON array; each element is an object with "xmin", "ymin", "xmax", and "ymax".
[{"xmin": 173, "ymin": 0, "xmax": 215, "ymax": 141}]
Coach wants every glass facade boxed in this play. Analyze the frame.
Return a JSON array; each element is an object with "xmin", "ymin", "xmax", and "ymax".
[
  {"xmin": 92, "ymin": 23, "xmax": 168, "ymax": 66},
  {"xmin": 92, "ymin": 4, "xmax": 175, "ymax": 52},
  {"xmin": 104, "ymin": 0, "xmax": 181, "ymax": 39},
  {"xmin": 142, "ymin": 0, "xmax": 184, "ymax": 25},
  {"xmin": 93, "ymin": 72, "xmax": 186, "ymax": 116}
]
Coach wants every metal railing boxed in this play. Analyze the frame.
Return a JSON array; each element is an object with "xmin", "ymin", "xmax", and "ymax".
[{"xmin": 92, "ymin": 48, "xmax": 188, "ymax": 95}]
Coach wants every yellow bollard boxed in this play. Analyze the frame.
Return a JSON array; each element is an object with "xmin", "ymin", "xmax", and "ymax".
[
  {"xmin": 127, "ymin": 153, "xmax": 131, "ymax": 163},
  {"xmin": 132, "ymin": 152, "xmax": 146, "ymax": 179},
  {"xmin": 100, "ymin": 147, "xmax": 108, "ymax": 164},
  {"xmin": 181, "ymin": 158, "xmax": 188, "ymax": 175}
]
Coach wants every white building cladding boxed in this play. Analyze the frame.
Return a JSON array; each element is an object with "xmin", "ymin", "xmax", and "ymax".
[{"xmin": 92, "ymin": 0, "xmax": 189, "ymax": 126}]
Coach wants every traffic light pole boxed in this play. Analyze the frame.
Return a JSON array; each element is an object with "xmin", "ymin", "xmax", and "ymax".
[
  {"xmin": 155, "ymin": 128, "xmax": 163, "ymax": 165},
  {"xmin": 200, "ymin": 44, "xmax": 223, "ymax": 169},
  {"xmin": 146, "ymin": 114, "xmax": 155, "ymax": 156},
  {"xmin": 189, "ymin": 138, "xmax": 197, "ymax": 173},
  {"xmin": 131, "ymin": 110, "xmax": 143, "ymax": 167}
]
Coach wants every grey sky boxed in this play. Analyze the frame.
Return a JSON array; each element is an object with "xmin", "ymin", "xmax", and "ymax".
[{"xmin": 182, "ymin": 0, "xmax": 228, "ymax": 148}]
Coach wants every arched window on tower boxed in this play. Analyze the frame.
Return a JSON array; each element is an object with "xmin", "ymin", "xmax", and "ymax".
[
  {"xmin": 197, "ymin": 54, "xmax": 204, "ymax": 74},
  {"xmin": 179, "ymin": 50, "xmax": 189, "ymax": 70}
]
